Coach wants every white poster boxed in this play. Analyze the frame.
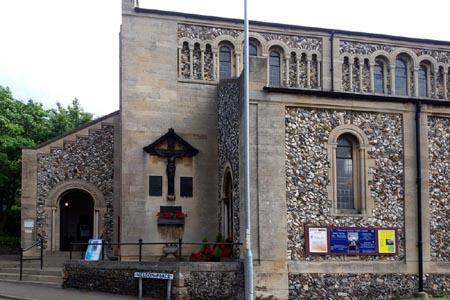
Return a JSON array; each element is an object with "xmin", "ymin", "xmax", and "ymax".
[
  {"xmin": 85, "ymin": 239, "xmax": 103, "ymax": 261},
  {"xmin": 308, "ymin": 227, "xmax": 328, "ymax": 253}
]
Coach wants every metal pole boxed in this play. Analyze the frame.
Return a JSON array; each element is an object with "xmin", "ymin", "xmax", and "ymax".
[
  {"xmin": 243, "ymin": 0, "xmax": 254, "ymax": 299},
  {"xmin": 167, "ymin": 279, "xmax": 172, "ymax": 300},
  {"xmin": 139, "ymin": 239, "xmax": 143, "ymax": 262},
  {"xmin": 20, "ymin": 248, "xmax": 23, "ymax": 281},
  {"xmin": 40, "ymin": 238, "xmax": 43, "ymax": 269},
  {"xmin": 139, "ymin": 277, "xmax": 142, "ymax": 299}
]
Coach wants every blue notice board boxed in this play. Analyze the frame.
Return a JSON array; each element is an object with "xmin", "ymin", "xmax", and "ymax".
[{"xmin": 329, "ymin": 228, "xmax": 376, "ymax": 254}]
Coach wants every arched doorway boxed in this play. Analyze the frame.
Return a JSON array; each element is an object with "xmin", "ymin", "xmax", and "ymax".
[{"xmin": 59, "ymin": 190, "xmax": 94, "ymax": 251}]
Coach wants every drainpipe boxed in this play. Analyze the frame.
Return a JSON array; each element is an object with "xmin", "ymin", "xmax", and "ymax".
[
  {"xmin": 330, "ymin": 30, "xmax": 335, "ymax": 92},
  {"xmin": 415, "ymin": 100, "xmax": 424, "ymax": 293}
]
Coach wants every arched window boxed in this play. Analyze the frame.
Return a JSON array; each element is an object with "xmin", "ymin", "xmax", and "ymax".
[
  {"xmin": 269, "ymin": 51, "xmax": 281, "ymax": 86},
  {"xmin": 395, "ymin": 59, "xmax": 408, "ymax": 96},
  {"xmin": 219, "ymin": 46, "xmax": 232, "ymax": 79},
  {"xmin": 249, "ymin": 43, "xmax": 258, "ymax": 56},
  {"xmin": 418, "ymin": 65, "xmax": 428, "ymax": 97},
  {"xmin": 374, "ymin": 61, "xmax": 384, "ymax": 94},
  {"xmin": 336, "ymin": 135, "xmax": 354, "ymax": 210},
  {"xmin": 327, "ymin": 125, "xmax": 374, "ymax": 216}
]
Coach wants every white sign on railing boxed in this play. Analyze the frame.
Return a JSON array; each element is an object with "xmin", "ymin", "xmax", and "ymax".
[
  {"xmin": 134, "ymin": 271, "xmax": 174, "ymax": 300},
  {"xmin": 134, "ymin": 272, "xmax": 174, "ymax": 280}
]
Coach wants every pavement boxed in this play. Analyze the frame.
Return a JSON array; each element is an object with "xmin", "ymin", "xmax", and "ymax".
[{"xmin": 0, "ymin": 281, "xmax": 139, "ymax": 300}]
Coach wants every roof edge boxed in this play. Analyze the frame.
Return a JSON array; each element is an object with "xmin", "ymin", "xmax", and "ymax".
[
  {"xmin": 22, "ymin": 110, "xmax": 120, "ymax": 150},
  {"xmin": 133, "ymin": 8, "xmax": 450, "ymax": 46}
]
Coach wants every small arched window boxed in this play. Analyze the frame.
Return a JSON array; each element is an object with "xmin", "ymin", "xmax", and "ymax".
[
  {"xmin": 395, "ymin": 59, "xmax": 408, "ymax": 96},
  {"xmin": 336, "ymin": 135, "xmax": 354, "ymax": 210},
  {"xmin": 418, "ymin": 65, "xmax": 428, "ymax": 97},
  {"xmin": 374, "ymin": 61, "xmax": 385, "ymax": 94},
  {"xmin": 249, "ymin": 43, "xmax": 258, "ymax": 56},
  {"xmin": 269, "ymin": 51, "xmax": 281, "ymax": 86},
  {"xmin": 219, "ymin": 46, "xmax": 232, "ymax": 79}
]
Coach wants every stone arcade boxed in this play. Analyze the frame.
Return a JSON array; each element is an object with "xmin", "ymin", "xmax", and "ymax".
[{"xmin": 21, "ymin": 0, "xmax": 450, "ymax": 299}]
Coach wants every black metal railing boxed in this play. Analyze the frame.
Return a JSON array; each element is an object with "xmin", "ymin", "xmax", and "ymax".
[
  {"xmin": 20, "ymin": 238, "xmax": 44, "ymax": 280},
  {"xmin": 70, "ymin": 238, "xmax": 241, "ymax": 262}
]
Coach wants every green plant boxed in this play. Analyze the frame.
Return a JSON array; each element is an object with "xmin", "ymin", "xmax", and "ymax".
[{"xmin": 431, "ymin": 291, "xmax": 449, "ymax": 298}]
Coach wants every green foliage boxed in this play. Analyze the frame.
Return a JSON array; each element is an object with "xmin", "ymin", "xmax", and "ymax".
[
  {"xmin": 0, "ymin": 86, "xmax": 94, "ymax": 234},
  {"xmin": 48, "ymin": 98, "xmax": 93, "ymax": 137},
  {"xmin": 431, "ymin": 291, "xmax": 450, "ymax": 298}
]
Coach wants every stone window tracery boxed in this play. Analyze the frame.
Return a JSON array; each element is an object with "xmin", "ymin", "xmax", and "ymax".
[
  {"xmin": 362, "ymin": 59, "xmax": 370, "ymax": 93},
  {"xmin": 193, "ymin": 43, "xmax": 202, "ymax": 80},
  {"xmin": 299, "ymin": 53, "xmax": 308, "ymax": 88},
  {"xmin": 204, "ymin": 44, "xmax": 214, "ymax": 81},
  {"xmin": 326, "ymin": 124, "xmax": 374, "ymax": 216},
  {"xmin": 395, "ymin": 59, "xmax": 408, "ymax": 96},
  {"xmin": 269, "ymin": 51, "xmax": 281, "ymax": 86},
  {"xmin": 336, "ymin": 135, "xmax": 355, "ymax": 210},
  {"xmin": 310, "ymin": 54, "xmax": 319, "ymax": 89},
  {"xmin": 374, "ymin": 60, "xmax": 385, "ymax": 94},
  {"xmin": 219, "ymin": 46, "xmax": 232, "ymax": 79},
  {"xmin": 342, "ymin": 57, "xmax": 351, "ymax": 91},
  {"xmin": 289, "ymin": 52, "xmax": 297, "ymax": 87},
  {"xmin": 437, "ymin": 66, "xmax": 445, "ymax": 99},
  {"xmin": 180, "ymin": 42, "xmax": 190, "ymax": 79},
  {"xmin": 418, "ymin": 65, "xmax": 428, "ymax": 97},
  {"xmin": 352, "ymin": 58, "xmax": 361, "ymax": 92}
]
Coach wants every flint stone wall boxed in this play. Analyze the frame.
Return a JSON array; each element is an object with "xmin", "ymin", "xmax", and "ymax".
[
  {"xmin": 36, "ymin": 125, "xmax": 115, "ymax": 245},
  {"xmin": 428, "ymin": 116, "xmax": 450, "ymax": 261},
  {"xmin": 289, "ymin": 273, "xmax": 450, "ymax": 300},
  {"xmin": 217, "ymin": 80, "xmax": 241, "ymax": 252},
  {"xmin": 63, "ymin": 260, "xmax": 244, "ymax": 300},
  {"xmin": 285, "ymin": 108, "xmax": 404, "ymax": 261}
]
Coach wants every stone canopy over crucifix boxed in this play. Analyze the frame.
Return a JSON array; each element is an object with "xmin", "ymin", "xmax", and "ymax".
[{"xmin": 143, "ymin": 128, "xmax": 198, "ymax": 200}]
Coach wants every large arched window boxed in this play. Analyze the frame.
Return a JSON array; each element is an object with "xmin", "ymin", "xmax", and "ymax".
[
  {"xmin": 418, "ymin": 65, "xmax": 428, "ymax": 97},
  {"xmin": 219, "ymin": 46, "xmax": 232, "ymax": 79},
  {"xmin": 249, "ymin": 43, "xmax": 258, "ymax": 56},
  {"xmin": 374, "ymin": 61, "xmax": 385, "ymax": 94},
  {"xmin": 395, "ymin": 59, "xmax": 408, "ymax": 96},
  {"xmin": 336, "ymin": 135, "xmax": 354, "ymax": 210},
  {"xmin": 327, "ymin": 125, "xmax": 375, "ymax": 216},
  {"xmin": 269, "ymin": 51, "xmax": 281, "ymax": 86}
]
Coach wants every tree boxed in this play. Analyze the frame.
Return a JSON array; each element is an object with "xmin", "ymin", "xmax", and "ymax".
[
  {"xmin": 48, "ymin": 98, "xmax": 94, "ymax": 137},
  {"xmin": 0, "ymin": 86, "xmax": 93, "ymax": 234}
]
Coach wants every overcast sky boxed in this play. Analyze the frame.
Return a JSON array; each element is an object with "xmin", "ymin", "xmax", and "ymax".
[{"xmin": 0, "ymin": 0, "xmax": 449, "ymax": 117}]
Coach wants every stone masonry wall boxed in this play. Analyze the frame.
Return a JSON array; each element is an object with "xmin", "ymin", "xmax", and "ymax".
[
  {"xmin": 289, "ymin": 273, "xmax": 450, "ymax": 300},
  {"xmin": 217, "ymin": 80, "xmax": 241, "ymax": 252},
  {"xmin": 36, "ymin": 125, "xmax": 114, "ymax": 246},
  {"xmin": 64, "ymin": 260, "xmax": 244, "ymax": 300},
  {"xmin": 428, "ymin": 116, "xmax": 450, "ymax": 261},
  {"xmin": 285, "ymin": 108, "xmax": 404, "ymax": 261}
]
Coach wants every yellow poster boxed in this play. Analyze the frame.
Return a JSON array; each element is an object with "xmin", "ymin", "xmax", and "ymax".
[{"xmin": 378, "ymin": 229, "xmax": 396, "ymax": 254}]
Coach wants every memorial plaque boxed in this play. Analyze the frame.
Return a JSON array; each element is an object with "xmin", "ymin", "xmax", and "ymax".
[
  {"xmin": 180, "ymin": 177, "xmax": 193, "ymax": 197},
  {"xmin": 149, "ymin": 176, "xmax": 163, "ymax": 196}
]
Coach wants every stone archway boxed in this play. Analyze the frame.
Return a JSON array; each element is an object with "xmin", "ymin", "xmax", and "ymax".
[
  {"xmin": 59, "ymin": 190, "xmax": 94, "ymax": 251},
  {"xmin": 45, "ymin": 179, "xmax": 107, "ymax": 252}
]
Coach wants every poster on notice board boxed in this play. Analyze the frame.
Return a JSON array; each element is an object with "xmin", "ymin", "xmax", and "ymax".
[{"xmin": 85, "ymin": 239, "xmax": 103, "ymax": 261}]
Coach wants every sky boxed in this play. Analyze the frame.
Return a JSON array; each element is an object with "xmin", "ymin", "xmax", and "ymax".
[{"xmin": 0, "ymin": 0, "xmax": 449, "ymax": 117}]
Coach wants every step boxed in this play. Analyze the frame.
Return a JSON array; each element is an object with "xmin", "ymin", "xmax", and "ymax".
[
  {"xmin": 0, "ymin": 267, "xmax": 61, "ymax": 276},
  {"xmin": 0, "ymin": 278, "xmax": 62, "ymax": 288},
  {"xmin": 0, "ymin": 272, "xmax": 62, "ymax": 284}
]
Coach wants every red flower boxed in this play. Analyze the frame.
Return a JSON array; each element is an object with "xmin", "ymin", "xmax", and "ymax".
[{"xmin": 156, "ymin": 210, "xmax": 187, "ymax": 219}]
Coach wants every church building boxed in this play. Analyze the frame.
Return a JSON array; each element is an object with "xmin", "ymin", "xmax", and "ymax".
[{"xmin": 21, "ymin": 0, "xmax": 450, "ymax": 298}]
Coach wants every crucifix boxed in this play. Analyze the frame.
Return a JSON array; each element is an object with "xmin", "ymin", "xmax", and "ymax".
[{"xmin": 144, "ymin": 128, "xmax": 198, "ymax": 200}]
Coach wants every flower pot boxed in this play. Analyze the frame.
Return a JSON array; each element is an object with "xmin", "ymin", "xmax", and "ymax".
[{"xmin": 157, "ymin": 217, "xmax": 185, "ymax": 225}]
